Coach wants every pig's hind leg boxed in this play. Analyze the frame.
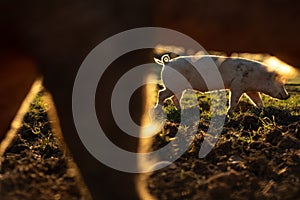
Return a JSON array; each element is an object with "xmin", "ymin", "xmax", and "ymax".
[
  {"xmin": 156, "ymin": 87, "xmax": 174, "ymax": 107},
  {"xmin": 153, "ymin": 88, "xmax": 181, "ymax": 118},
  {"xmin": 228, "ymin": 88, "xmax": 243, "ymax": 115},
  {"xmin": 245, "ymin": 91, "xmax": 263, "ymax": 108},
  {"xmin": 171, "ymin": 93, "xmax": 182, "ymax": 110},
  {"xmin": 156, "ymin": 87, "xmax": 182, "ymax": 110}
]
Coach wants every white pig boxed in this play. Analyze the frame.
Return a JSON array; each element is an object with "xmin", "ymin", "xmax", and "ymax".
[{"xmin": 154, "ymin": 54, "xmax": 290, "ymax": 114}]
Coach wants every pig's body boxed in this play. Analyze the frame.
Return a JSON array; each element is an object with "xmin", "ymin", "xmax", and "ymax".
[{"xmin": 155, "ymin": 55, "xmax": 290, "ymax": 114}]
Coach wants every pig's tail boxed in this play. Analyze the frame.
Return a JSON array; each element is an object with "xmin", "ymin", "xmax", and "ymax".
[{"xmin": 161, "ymin": 54, "xmax": 170, "ymax": 64}]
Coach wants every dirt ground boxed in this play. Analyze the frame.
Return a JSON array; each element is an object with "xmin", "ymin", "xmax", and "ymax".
[
  {"xmin": 148, "ymin": 86, "xmax": 300, "ymax": 200},
  {"xmin": 0, "ymin": 86, "xmax": 300, "ymax": 200},
  {"xmin": 0, "ymin": 92, "xmax": 85, "ymax": 200}
]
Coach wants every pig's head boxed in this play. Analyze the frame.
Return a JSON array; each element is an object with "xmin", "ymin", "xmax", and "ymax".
[
  {"xmin": 265, "ymin": 73, "xmax": 290, "ymax": 100},
  {"xmin": 273, "ymin": 83, "xmax": 290, "ymax": 100}
]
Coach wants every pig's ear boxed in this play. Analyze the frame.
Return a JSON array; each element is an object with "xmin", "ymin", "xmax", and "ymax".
[
  {"xmin": 270, "ymin": 73, "xmax": 285, "ymax": 83},
  {"xmin": 269, "ymin": 73, "xmax": 278, "ymax": 80}
]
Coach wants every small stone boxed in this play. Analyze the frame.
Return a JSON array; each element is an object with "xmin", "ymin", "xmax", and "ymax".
[{"xmin": 168, "ymin": 163, "xmax": 177, "ymax": 170}]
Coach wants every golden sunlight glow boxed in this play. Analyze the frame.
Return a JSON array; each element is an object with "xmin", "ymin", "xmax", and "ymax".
[
  {"xmin": 140, "ymin": 122, "xmax": 164, "ymax": 138},
  {"xmin": 231, "ymin": 53, "xmax": 299, "ymax": 82},
  {"xmin": 154, "ymin": 44, "xmax": 185, "ymax": 55},
  {"xmin": 264, "ymin": 56, "xmax": 298, "ymax": 79},
  {"xmin": 140, "ymin": 73, "xmax": 164, "ymax": 138}
]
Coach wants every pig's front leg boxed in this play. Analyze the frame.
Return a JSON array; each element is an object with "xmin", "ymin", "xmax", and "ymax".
[
  {"xmin": 155, "ymin": 88, "xmax": 182, "ymax": 110},
  {"xmin": 156, "ymin": 88, "xmax": 174, "ymax": 107},
  {"xmin": 171, "ymin": 93, "xmax": 182, "ymax": 110},
  {"xmin": 245, "ymin": 91, "xmax": 263, "ymax": 108}
]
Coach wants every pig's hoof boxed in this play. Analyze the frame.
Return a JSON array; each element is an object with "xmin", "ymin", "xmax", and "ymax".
[{"xmin": 226, "ymin": 108, "xmax": 235, "ymax": 117}]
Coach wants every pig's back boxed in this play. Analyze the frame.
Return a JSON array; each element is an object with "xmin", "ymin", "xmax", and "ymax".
[{"xmin": 219, "ymin": 57, "xmax": 268, "ymax": 89}]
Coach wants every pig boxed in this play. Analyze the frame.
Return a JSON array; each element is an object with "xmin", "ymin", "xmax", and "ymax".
[{"xmin": 154, "ymin": 54, "xmax": 291, "ymax": 114}]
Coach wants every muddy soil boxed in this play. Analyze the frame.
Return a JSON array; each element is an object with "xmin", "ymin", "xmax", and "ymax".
[
  {"xmin": 148, "ymin": 94, "xmax": 300, "ymax": 200},
  {"xmin": 0, "ymin": 89, "xmax": 300, "ymax": 200},
  {"xmin": 0, "ymin": 92, "xmax": 85, "ymax": 200}
]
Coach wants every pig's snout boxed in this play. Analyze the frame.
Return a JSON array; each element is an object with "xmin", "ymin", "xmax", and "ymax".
[
  {"xmin": 278, "ymin": 91, "xmax": 290, "ymax": 100},
  {"xmin": 283, "ymin": 93, "xmax": 290, "ymax": 100},
  {"xmin": 275, "ymin": 85, "xmax": 290, "ymax": 100}
]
